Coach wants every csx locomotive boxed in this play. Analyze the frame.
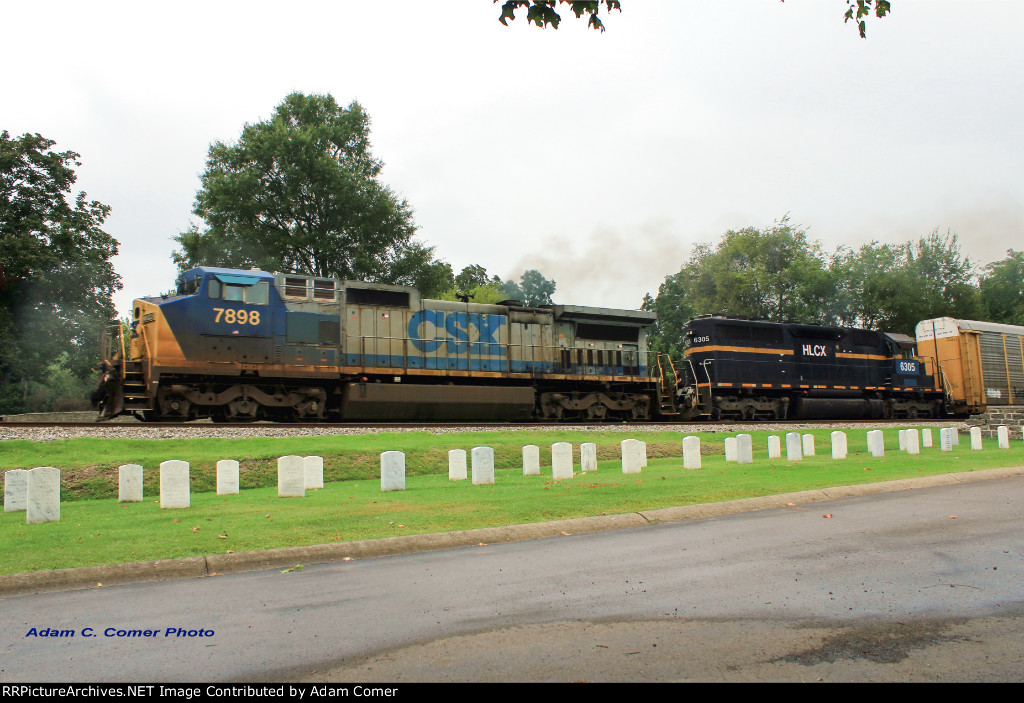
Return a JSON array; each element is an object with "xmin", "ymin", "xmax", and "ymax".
[
  {"xmin": 96, "ymin": 266, "xmax": 660, "ymax": 422},
  {"xmin": 98, "ymin": 267, "xmax": 1008, "ymax": 423}
]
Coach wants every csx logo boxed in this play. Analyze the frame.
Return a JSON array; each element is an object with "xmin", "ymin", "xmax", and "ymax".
[
  {"xmin": 408, "ymin": 310, "xmax": 506, "ymax": 355},
  {"xmin": 801, "ymin": 344, "xmax": 829, "ymax": 357}
]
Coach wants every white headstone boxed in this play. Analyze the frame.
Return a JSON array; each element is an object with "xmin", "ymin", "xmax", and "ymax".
[
  {"xmin": 831, "ymin": 431, "xmax": 847, "ymax": 460},
  {"xmin": 736, "ymin": 434, "xmax": 753, "ymax": 464},
  {"xmin": 786, "ymin": 433, "xmax": 803, "ymax": 461},
  {"xmin": 119, "ymin": 464, "xmax": 144, "ymax": 502},
  {"xmin": 380, "ymin": 451, "xmax": 406, "ymax": 491},
  {"xmin": 4, "ymin": 469, "xmax": 28, "ymax": 512},
  {"xmin": 682, "ymin": 436, "xmax": 701, "ymax": 469},
  {"xmin": 950, "ymin": 428, "xmax": 960, "ymax": 445},
  {"xmin": 26, "ymin": 467, "xmax": 60, "ymax": 524},
  {"xmin": 997, "ymin": 426, "xmax": 1010, "ymax": 449},
  {"xmin": 724, "ymin": 437, "xmax": 738, "ymax": 463},
  {"xmin": 906, "ymin": 429, "xmax": 920, "ymax": 455},
  {"xmin": 767, "ymin": 435, "xmax": 782, "ymax": 459},
  {"xmin": 802, "ymin": 434, "xmax": 815, "ymax": 457},
  {"xmin": 304, "ymin": 456, "xmax": 324, "ymax": 490},
  {"xmin": 940, "ymin": 428, "xmax": 953, "ymax": 452},
  {"xmin": 640, "ymin": 441, "xmax": 648, "ymax": 467},
  {"xmin": 449, "ymin": 449, "xmax": 468, "ymax": 480},
  {"xmin": 216, "ymin": 460, "xmax": 239, "ymax": 495},
  {"xmin": 621, "ymin": 439, "xmax": 644, "ymax": 474},
  {"xmin": 898, "ymin": 429, "xmax": 907, "ymax": 451},
  {"xmin": 922, "ymin": 428, "xmax": 933, "ymax": 448},
  {"xmin": 522, "ymin": 445, "xmax": 540, "ymax": 476},
  {"xmin": 277, "ymin": 455, "xmax": 306, "ymax": 497},
  {"xmin": 970, "ymin": 427, "xmax": 983, "ymax": 450},
  {"xmin": 159, "ymin": 460, "xmax": 190, "ymax": 509},
  {"xmin": 552, "ymin": 442, "xmax": 574, "ymax": 480},
  {"xmin": 867, "ymin": 430, "xmax": 885, "ymax": 458},
  {"xmin": 581, "ymin": 443, "xmax": 598, "ymax": 472},
  {"xmin": 472, "ymin": 446, "xmax": 495, "ymax": 485}
]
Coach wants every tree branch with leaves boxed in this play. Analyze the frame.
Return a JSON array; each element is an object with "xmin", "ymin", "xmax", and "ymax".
[{"xmin": 498, "ymin": 1, "xmax": 892, "ymax": 37}]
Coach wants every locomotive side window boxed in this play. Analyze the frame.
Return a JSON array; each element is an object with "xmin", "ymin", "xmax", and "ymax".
[
  {"xmin": 208, "ymin": 280, "xmax": 269, "ymax": 305},
  {"xmin": 177, "ymin": 277, "xmax": 201, "ymax": 296},
  {"xmin": 224, "ymin": 284, "xmax": 244, "ymax": 302},
  {"xmin": 246, "ymin": 282, "xmax": 269, "ymax": 305}
]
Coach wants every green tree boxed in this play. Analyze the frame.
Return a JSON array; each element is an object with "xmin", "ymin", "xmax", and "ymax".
[
  {"xmin": 665, "ymin": 218, "xmax": 837, "ymax": 326},
  {"xmin": 498, "ymin": 269, "xmax": 557, "ymax": 306},
  {"xmin": 172, "ymin": 93, "xmax": 451, "ymax": 297},
  {"xmin": 497, "ymin": 1, "xmax": 891, "ymax": 37},
  {"xmin": 641, "ymin": 274, "xmax": 695, "ymax": 363},
  {"xmin": 436, "ymin": 283, "xmax": 507, "ymax": 305},
  {"xmin": 497, "ymin": 0, "xmax": 621, "ymax": 32},
  {"xmin": 0, "ymin": 131, "xmax": 121, "ymax": 413},
  {"xmin": 831, "ymin": 240, "xmax": 908, "ymax": 329},
  {"xmin": 832, "ymin": 229, "xmax": 981, "ymax": 334},
  {"xmin": 517, "ymin": 269, "xmax": 556, "ymax": 306},
  {"xmin": 978, "ymin": 250, "xmax": 1024, "ymax": 326},
  {"xmin": 454, "ymin": 264, "xmax": 501, "ymax": 294}
]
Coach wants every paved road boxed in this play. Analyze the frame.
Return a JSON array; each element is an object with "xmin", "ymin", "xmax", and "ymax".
[{"xmin": 2, "ymin": 475, "xmax": 1022, "ymax": 682}]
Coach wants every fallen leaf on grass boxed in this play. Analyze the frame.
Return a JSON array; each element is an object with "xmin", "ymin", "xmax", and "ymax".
[
  {"xmin": 192, "ymin": 527, "xmax": 199, "ymax": 532},
  {"xmin": 218, "ymin": 534, "xmax": 228, "ymax": 539}
]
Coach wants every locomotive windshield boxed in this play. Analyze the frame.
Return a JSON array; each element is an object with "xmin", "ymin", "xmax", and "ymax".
[{"xmin": 176, "ymin": 276, "xmax": 202, "ymax": 296}]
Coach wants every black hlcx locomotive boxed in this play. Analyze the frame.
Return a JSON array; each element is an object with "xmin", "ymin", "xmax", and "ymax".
[{"xmin": 670, "ymin": 315, "xmax": 945, "ymax": 421}]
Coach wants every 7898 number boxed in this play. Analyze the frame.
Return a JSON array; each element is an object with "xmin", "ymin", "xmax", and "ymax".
[{"xmin": 213, "ymin": 307, "xmax": 261, "ymax": 325}]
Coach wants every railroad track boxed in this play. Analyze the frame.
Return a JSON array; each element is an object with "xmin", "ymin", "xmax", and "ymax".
[{"xmin": 1, "ymin": 418, "xmax": 966, "ymax": 431}]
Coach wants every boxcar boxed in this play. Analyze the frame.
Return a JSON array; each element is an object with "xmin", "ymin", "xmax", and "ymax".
[{"xmin": 915, "ymin": 317, "xmax": 1024, "ymax": 414}]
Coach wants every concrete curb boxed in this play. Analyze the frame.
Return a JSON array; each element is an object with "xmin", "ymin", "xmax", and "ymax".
[{"xmin": 2, "ymin": 467, "xmax": 1022, "ymax": 599}]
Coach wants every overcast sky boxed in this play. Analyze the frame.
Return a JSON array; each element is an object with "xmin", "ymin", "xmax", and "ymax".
[{"xmin": 4, "ymin": 1, "xmax": 1022, "ymax": 316}]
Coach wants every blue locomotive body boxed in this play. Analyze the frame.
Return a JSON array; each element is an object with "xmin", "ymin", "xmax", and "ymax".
[{"xmin": 111, "ymin": 267, "xmax": 659, "ymax": 422}]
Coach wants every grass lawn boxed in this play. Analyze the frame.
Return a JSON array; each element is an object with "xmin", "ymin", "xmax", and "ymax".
[{"xmin": 1, "ymin": 427, "xmax": 1021, "ymax": 575}]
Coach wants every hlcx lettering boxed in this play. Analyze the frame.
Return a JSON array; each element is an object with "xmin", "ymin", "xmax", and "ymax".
[
  {"xmin": 408, "ymin": 310, "xmax": 506, "ymax": 355},
  {"xmin": 801, "ymin": 344, "xmax": 829, "ymax": 357}
]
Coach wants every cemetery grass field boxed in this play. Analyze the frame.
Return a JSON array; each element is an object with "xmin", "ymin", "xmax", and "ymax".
[{"xmin": 1, "ymin": 428, "xmax": 1022, "ymax": 575}]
